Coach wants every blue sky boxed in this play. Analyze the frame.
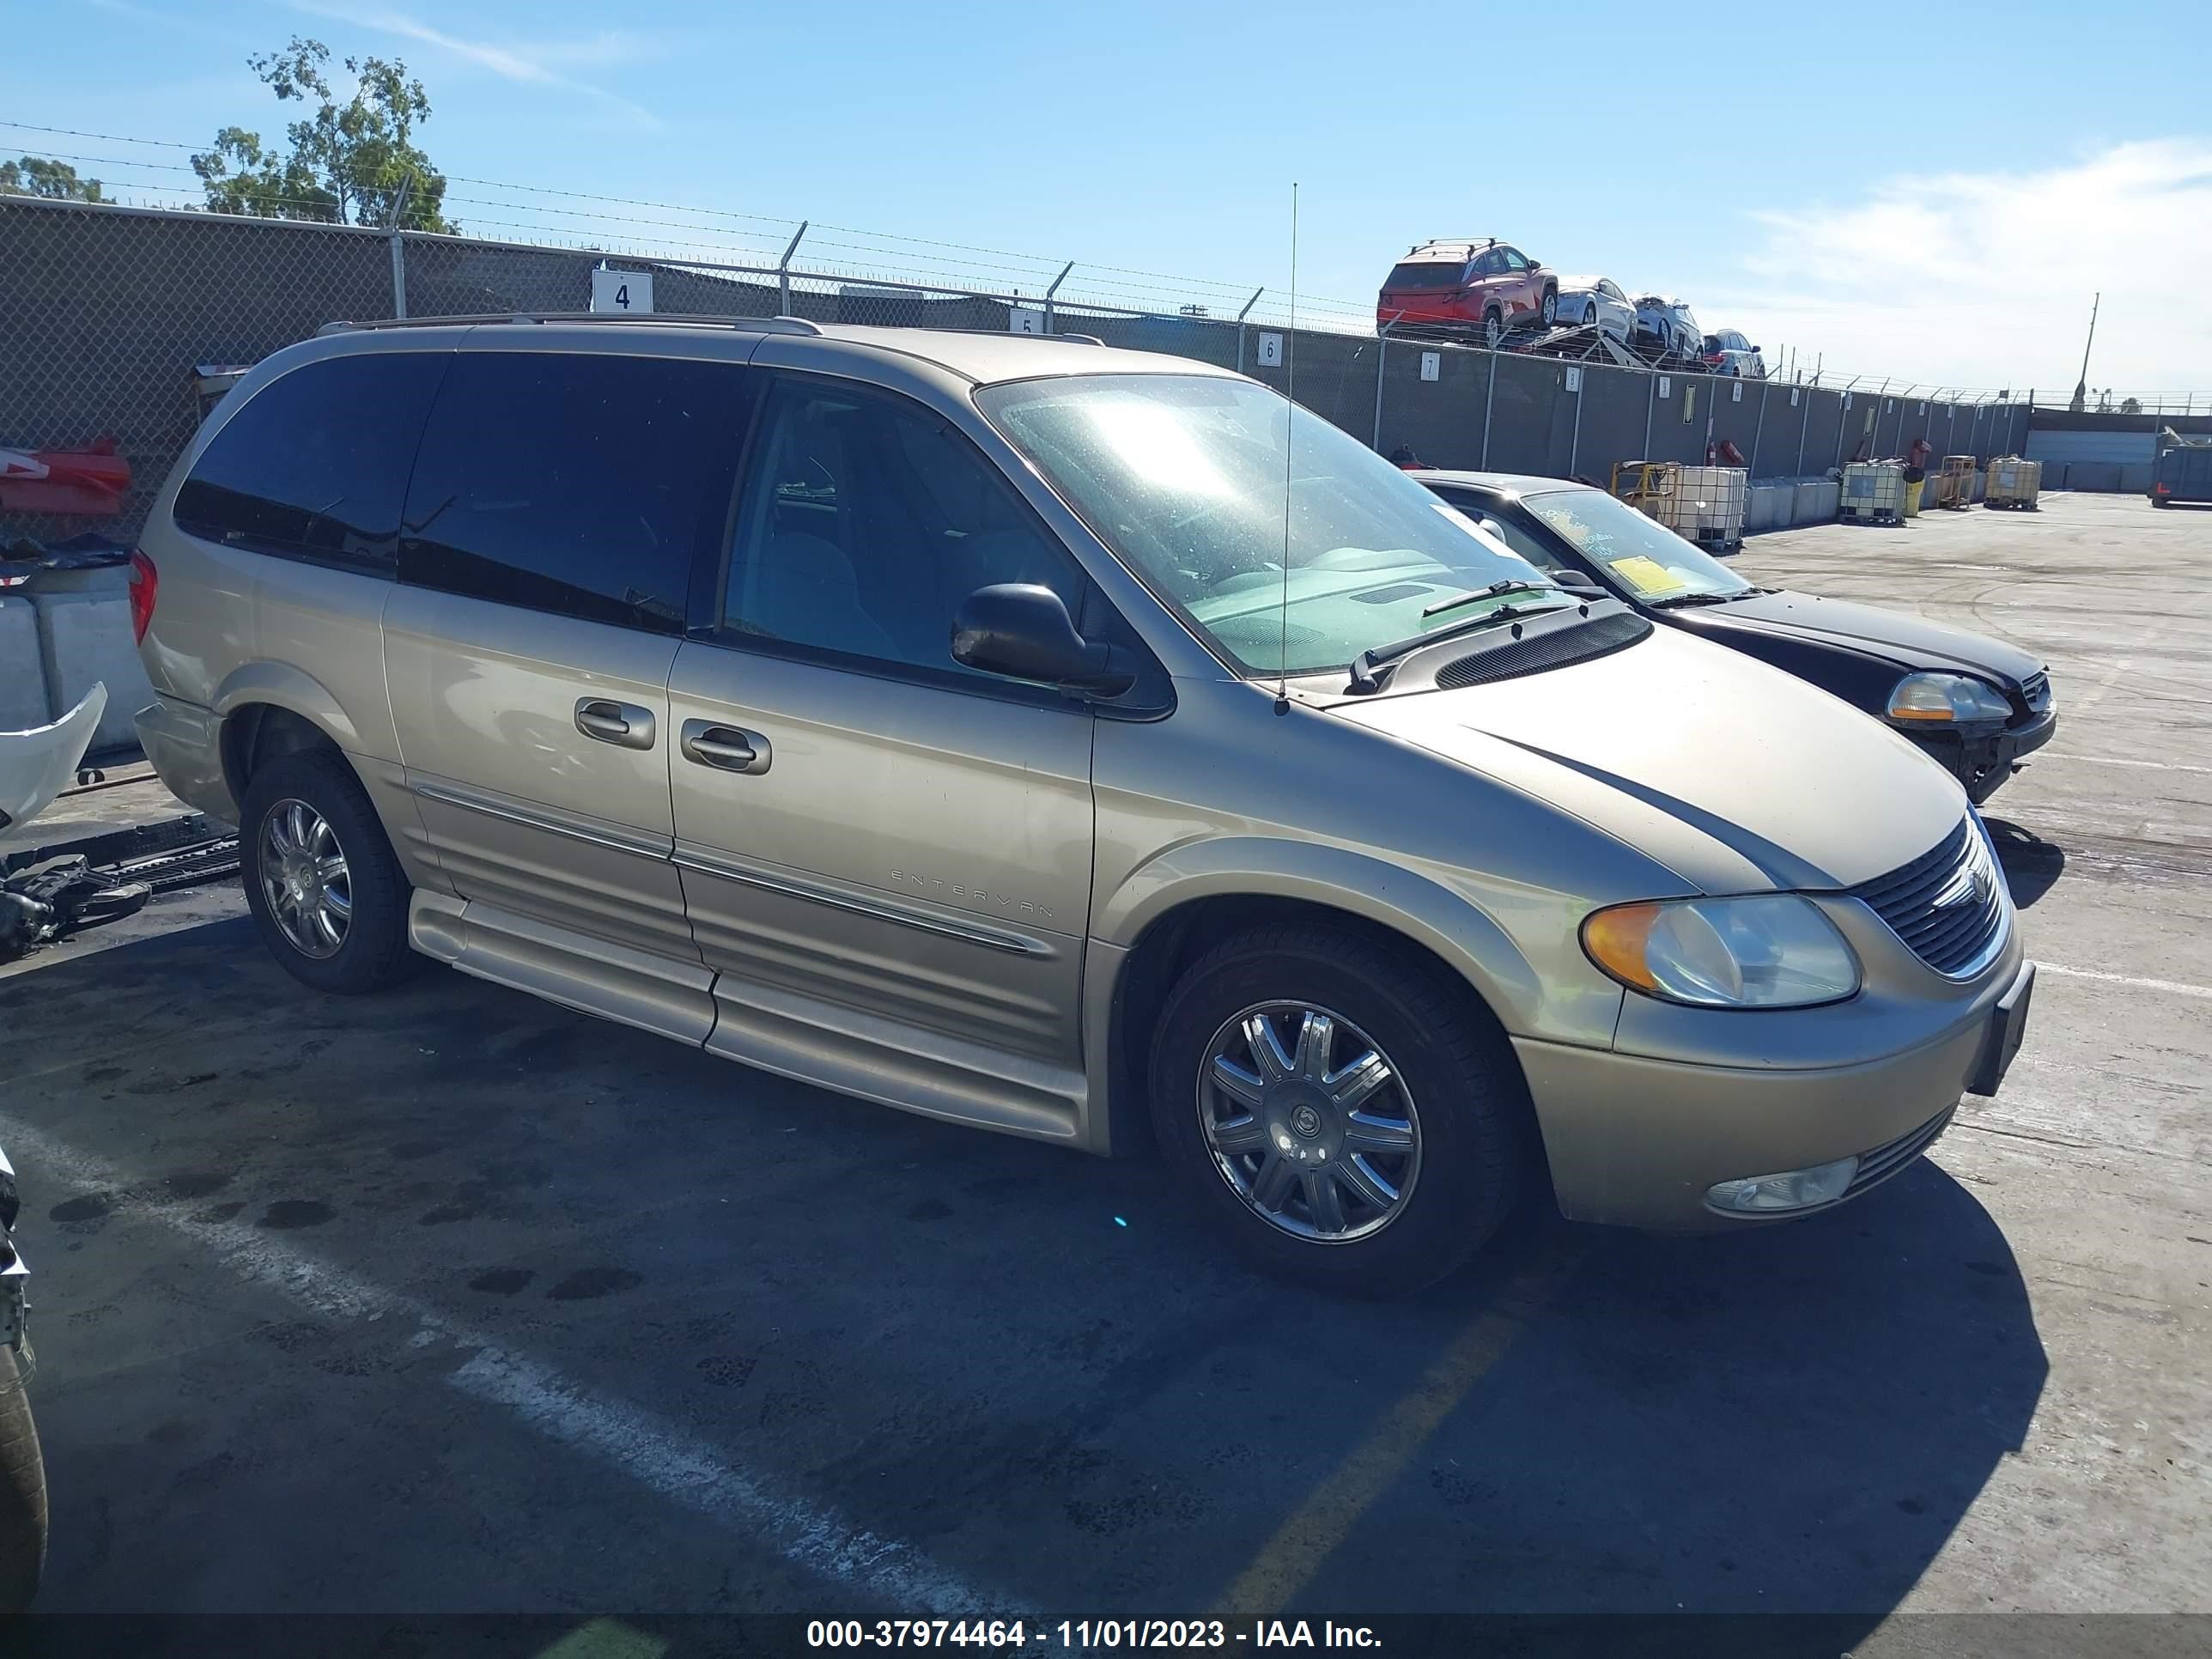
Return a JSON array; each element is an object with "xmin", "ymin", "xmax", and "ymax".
[{"xmin": 9, "ymin": 0, "xmax": 2211, "ymax": 392}]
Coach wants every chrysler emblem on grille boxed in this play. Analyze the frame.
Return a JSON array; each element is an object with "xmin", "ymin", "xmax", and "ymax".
[{"xmin": 1933, "ymin": 865, "xmax": 1984, "ymax": 910}]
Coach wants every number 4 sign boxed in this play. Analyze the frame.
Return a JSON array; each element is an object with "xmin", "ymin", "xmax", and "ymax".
[{"xmin": 590, "ymin": 268, "xmax": 653, "ymax": 314}]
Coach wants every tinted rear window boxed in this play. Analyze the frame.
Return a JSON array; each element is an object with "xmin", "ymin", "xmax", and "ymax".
[
  {"xmin": 173, "ymin": 352, "xmax": 447, "ymax": 573},
  {"xmin": 398, "ymin": 352, "xmax": 750, "ymax": 635},
  {"xmin": 1383, "ymin": 261, "xmax": 1466, "ymax": 290}
]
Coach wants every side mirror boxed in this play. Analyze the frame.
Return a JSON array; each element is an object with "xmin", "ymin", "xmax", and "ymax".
[{"xmin": 951, "ymin": 583, "xmax": 1133, "ymax": 696}]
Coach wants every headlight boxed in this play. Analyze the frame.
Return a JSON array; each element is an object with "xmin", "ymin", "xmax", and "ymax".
[
  {"xmin": 1582, "ymin": 894, "xmax": 1861, "ymax": 1008},
  {"xmin": 1887, "ymin": 672, "xmax": 2011, "ymax": 722}
]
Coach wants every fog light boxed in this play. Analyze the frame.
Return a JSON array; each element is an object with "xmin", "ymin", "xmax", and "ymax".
[{"xmin": 1705, "ymin": 1155, "xmax": 1859, "ymax": 1214}]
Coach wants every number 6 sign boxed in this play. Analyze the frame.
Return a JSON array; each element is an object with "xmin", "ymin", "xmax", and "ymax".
[{"xmin": 590, "ymin": 268, "xmax": 653, "ymax": 315}]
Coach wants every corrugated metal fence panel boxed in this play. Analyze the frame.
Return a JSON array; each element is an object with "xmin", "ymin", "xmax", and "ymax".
[{"xmin": 2025, "ymin": 429, "xmax": 2158, "ymax": 465}]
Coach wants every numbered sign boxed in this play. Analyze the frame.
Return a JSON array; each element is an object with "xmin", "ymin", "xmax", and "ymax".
[
  {"xmin": 1564, "ymin": 365, "xmax": 1581, "ymax": 392},
  {"xmin": 1256, "ymin": 332, "xmax": 1284, "ymax": 368},
  {"xmin": 1732, "ymin": 380, "xmax": 1743, "ymax": 403},
  {"xmin": 1790, "ymin": 387, "xmax": 1801, "ymax": 406},
  {"xmin": 590, "ymin": 269, "xmax": 653, "ymax": 314},
  {"xmin": 1657, "ymin": 376, "xmax": 1672, "ymax": 399},
  {"xmin": 1419, "ymin": 351, "xmax": 1441, "ymax": 383},
  {"xmin": 1007, "ymin": 305, "xmax": 1046, "ymax": 335}
]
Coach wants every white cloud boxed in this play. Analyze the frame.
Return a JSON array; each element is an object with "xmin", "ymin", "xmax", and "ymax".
[
  {"xmin": 288, "ymin": 3, "xmax": 664, "ymax": 130},
  {"xmin": 1708, "ymin": 140, "xmax": 2212, "ymax": 398}
]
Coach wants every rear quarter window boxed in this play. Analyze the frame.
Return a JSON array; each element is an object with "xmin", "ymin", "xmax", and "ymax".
[{"xmin": 172, "ymin": 351, "xmax": 448, "ymax": 573}]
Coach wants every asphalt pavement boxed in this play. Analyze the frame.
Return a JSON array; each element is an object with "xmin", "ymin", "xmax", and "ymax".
[{"xmin": 2, "ymin": 491, "xmax": 2206, "ymax": 1653}]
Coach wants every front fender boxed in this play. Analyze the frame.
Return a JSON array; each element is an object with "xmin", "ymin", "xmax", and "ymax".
[{"xmin": 1097, "ymin": 834, "xmax": 1560, "ymax": 1040}]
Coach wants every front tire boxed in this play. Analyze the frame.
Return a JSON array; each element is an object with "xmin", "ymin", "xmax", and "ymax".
[
  {"xmin": 1540, "ymin": 288, "xmax": 1559, "ymax": 327},
  {"xmin": 240, "ymin": 748, "xmax": 416, "ymax": 994},
  {"xmin": 1148, "ymin": 924, "xmax": 1528, "ymax": 1296},
  {"xmin": 0, "ymin": 1346, "xmax": 46, "ymax": 1615}
]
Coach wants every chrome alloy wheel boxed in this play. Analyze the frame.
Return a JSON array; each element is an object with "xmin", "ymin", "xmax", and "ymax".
[
  {"xmin": 258, "ymin": 798, "xmax": 351, "ymax": 959},
  {"xmin": 1198, "ymin": 1002, "xmax": 1421, "ymax": 1243}
]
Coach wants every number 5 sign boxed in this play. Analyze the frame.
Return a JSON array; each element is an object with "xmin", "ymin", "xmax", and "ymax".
[{"xmin": 590, "ymin": 268, "xmax": 653, "ymax": 315}]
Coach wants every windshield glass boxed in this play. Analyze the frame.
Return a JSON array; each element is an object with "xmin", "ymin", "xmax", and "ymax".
[
  {"xmin": 1522, "ymin": 489, "xmax": 1753, "ymax": 601},
  {"xmin": 976, "ymin": 374, "xmax": 1563, "ymax": 676}
]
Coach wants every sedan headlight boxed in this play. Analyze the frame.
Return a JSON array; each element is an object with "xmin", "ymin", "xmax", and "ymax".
[
  {"xmin": 1887, "ymin": 672, "xmax": 2012, "ymax": 723},
  {"xmin": 1582, "ymin": 895, "xmax": 1861, "ymax": 1008}
]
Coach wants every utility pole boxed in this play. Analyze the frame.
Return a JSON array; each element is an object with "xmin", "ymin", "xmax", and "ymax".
[{"xmin": 2071, "ymin": 292, "xmax": 2100, "ymax": 412}]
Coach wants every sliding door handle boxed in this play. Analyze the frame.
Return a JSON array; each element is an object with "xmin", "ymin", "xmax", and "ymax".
[
  {"xmin": 574, "ymin": 698, "xmax": 657, "ymax": 750},
  {"xmin": 681, "ymin": 719, "xmax": 773, "ymax": 775}
]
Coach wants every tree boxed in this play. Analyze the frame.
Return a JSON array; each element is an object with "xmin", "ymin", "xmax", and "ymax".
[
  {"xmin": 0, "ymin": 156, "xmax": 106, "ymax": 202},
  {"xmin": 191, "ymin": 36, "xmax": 454, "ymax": 231}
]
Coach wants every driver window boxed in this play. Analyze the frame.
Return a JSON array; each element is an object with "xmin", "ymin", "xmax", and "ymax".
[
  {"xmin": 1501, "ymin": 248, "xmax": 1528, "ymax": 272},
  {"xmin": 1450, "ymin": 503, "xmax": 1566, "ymax": 575},
  {"xmin": 723, "ymin": 378, "xmax": 1085, "ymax": 676}
]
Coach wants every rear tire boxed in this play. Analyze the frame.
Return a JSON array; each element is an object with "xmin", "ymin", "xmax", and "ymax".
[
  {"xmin": 0, "ymin": 1346, "xmax": 46, "ymax": 1615},
  {"xmin": 1483, "ymin": 308, "xmax": 1504, "ymax": 350},
  {"xmin": 240, "ymin": 748, "xmax": 417, "ymax": 994},
  {"xmin": 1148, "ymin": 923, "xmax": 1529, "ymax": 1297}
]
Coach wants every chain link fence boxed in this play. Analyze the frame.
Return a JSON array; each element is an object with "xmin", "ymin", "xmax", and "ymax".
[{"xmin": 3, "ymin": 195, "xmax": 2037, "ymax": 547}]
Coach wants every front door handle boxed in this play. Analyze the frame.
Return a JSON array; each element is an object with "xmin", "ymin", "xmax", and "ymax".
[
  {"xmin": 574, "ymin": 698, "xmax": 657, "ymax": 750},
  {"xmin": 680, "ymin": 719, "xmax": 773, "ymax": 775}
]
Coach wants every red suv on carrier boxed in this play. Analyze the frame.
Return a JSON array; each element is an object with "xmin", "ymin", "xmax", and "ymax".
[{"xmin": 1376, "ymin": 239, "xmax": 1559, "ymax": 347}]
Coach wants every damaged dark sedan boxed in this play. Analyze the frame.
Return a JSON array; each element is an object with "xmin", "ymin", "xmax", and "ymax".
[{"xmin": 1419, "ymin": 471, "xmax": 2057, "ymax": 804}]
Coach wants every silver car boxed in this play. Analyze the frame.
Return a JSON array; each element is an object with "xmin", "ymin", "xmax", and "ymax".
[
  {"xmin": 1554, "ymin": 276, "xmax": 1635, "ymax": 343},
  {"xmin": 1633, "ymin": 295, "xmax": 1704, "ymax": 364},
  {"xmin": 1703, "ymin": 328, "xmax": 1768, "ymax": 379},
  {"xmin": 131, "ymin": 318, "xmax": 2033, "ymax": 1294}
]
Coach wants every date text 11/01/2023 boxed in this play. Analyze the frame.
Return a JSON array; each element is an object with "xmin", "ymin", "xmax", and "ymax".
[{"xmin": 805, "ymin": 1620, "xmax": 1385, "ymax": 1649}]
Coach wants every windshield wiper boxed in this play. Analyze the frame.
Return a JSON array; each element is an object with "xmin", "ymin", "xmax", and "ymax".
[
  {"xmin": 1346, "ymin": 599, "xmax": 1573, "ymax": 694},
  {"xmin": 1420, "ymin": 578, "xmax": 1560, "ymax": 619},
  {"xmin": 1649, "ymin": 582, "xmax": 1780, "ymax": 608}
]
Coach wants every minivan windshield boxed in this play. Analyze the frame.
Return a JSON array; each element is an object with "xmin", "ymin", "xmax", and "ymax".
[
  {"xmin": 1522, "ymin": 489, "xmax": 1754, "ymax": 602},
  {"xmin": 976, "ymin": 374, "xmax": 1564, "ymax": 676}
]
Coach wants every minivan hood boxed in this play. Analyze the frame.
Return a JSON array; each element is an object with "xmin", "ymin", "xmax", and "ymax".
[
  {"xmin": 1326, "ymin": 625, "xmax": 1964, "ymax": 893},
  {"xmin": 1705, "ymin": 591, "xmax": 2044, "ymax": 686}
]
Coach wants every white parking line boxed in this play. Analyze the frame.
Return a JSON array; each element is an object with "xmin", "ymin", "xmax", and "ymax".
[
  {"xmin": 2039, "ymin": 963, "xmax": 2212, "ymax": 1001},
  {"xmin": 0, "ymin": 1112, "xmax": 1006, "ymax": 1615},
  {"xmin": 2040, "ymin": 752, "xmax": 2212, "ymax": 775}
]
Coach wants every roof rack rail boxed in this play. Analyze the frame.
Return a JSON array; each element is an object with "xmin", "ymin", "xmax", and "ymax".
[
  {"xmin": 883, "ymin": 325, "xmax": 1103, "ymax": 346},
  {"xmin": 315, "ymin": 313, "xmax": 825, "ymax": 337}
]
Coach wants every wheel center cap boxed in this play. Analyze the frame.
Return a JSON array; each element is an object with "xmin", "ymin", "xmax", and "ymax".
[{"xmin": 1289, "ymin": 1103, "xmax": 1324, "ymax": 1139}]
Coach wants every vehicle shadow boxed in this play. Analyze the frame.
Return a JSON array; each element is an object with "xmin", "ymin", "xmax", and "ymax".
[
  {"xmin": 1986, "ymin": 816, "xmax": 2066, "ymax": 908},
  {"xmin": 2, "ymin": 913, "xmax": 2045, "ymax": 1644}
]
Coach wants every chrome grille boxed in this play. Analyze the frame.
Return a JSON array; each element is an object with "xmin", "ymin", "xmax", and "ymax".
[
  {"xmin": 2020, "ymin": 670, "xmax": 2051, "ymax": 713},
  {"xmin": 1849, "ymin": 817, "xmax": 2008, "ymax": 977},
  {"xmin": 1845, "ymin": 1105, "xmax": 1954, "ymax": 1199}
]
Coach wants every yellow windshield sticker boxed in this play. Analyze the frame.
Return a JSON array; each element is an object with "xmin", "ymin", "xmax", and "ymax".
[{"xmin": 1609, "ymin": 556, "xmax": 1690, "ymax": 596}]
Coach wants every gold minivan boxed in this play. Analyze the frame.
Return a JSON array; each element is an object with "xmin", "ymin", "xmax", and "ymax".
[{"xmin": 132, "ymin": 317, "xmax": 2033, "ymax": 1293}]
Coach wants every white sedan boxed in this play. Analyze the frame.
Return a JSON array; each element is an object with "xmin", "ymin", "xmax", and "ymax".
[{"xmin": 1553, "ymin": 275, "xmax": 1634, "ymax": 341}]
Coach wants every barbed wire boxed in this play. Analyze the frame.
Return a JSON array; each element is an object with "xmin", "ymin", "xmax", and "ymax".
[{"xmin": 7, "ymin": 117, "xmax": 2195, "ymax": 399}]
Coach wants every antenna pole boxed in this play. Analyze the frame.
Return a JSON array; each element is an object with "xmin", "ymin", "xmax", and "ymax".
[
  {"xmin": 2072, "ymin": 291, "xmax": 2100, "ymax": 411},
  {"xmin": 1279, "ymin": 183, "xmax": 1297, "ymax": 713}
]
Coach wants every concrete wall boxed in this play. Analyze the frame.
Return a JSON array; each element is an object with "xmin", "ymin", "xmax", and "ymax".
[{"xmin": 3, "ymin": 567, "xmax": 155, "ymax": 751}]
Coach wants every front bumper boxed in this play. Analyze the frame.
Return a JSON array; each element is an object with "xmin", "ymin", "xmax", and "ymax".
[
  {"xmin": 1899, "ymin": 706, "xmax": 2057, "ymax": 793},
  {"xmin": 1513, "ymin": 954, "xmax": 2033, "ymax": 1231}
]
